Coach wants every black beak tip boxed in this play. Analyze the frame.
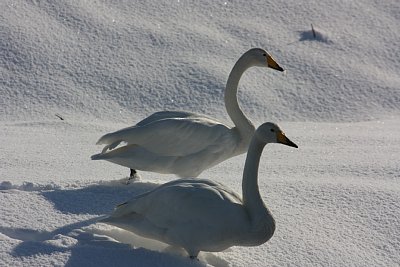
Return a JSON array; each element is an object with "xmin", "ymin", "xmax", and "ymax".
[{"xmin": 287, "ymin": 139, "xmax": 298, "ymax": 148}]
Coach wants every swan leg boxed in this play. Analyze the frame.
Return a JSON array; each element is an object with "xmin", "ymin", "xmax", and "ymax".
[
  {"xmin": 187, "ymin": 248, "xmax": 200, "ymax": 260},
  {"xmin": 126, "ymin": 169, "xmax": 140, "ymax": 184}
]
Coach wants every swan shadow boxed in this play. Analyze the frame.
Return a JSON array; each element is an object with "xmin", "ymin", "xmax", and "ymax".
[
  {"xmin": 3, "ymin": 179, "xmax": 230, "ymax": 266},
  {"xmin": 40, "ymin": 179, "xmax": 159, "ymax": 215},
  {"xmin": 4, "ymin": 220, "xmax": 228, "ymax": 267},
  {"xmin": 4, "ymin": 223, "xmax": 207, "ymax": 267},
  {"xmin": 3, "ymin": 218, "xmax": 101, "ymax": 257}
]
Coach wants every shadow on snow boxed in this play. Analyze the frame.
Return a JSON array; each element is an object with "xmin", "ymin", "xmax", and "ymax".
[{"xmin": 2, "ymin": 179, "xmax": 230, "ymax": 267}]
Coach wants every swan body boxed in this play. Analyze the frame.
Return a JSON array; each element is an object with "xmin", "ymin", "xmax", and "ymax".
[
  {"xmin": 101, "ymin": 122, "xmax": 298, "ymax": 258},
  {"xmin": 92, "ymin": 48, "xmax": 284, "ymax": 177},
  {"xmin": 92, "ymin": 114, "xmax": 241, "ymax": 177}
]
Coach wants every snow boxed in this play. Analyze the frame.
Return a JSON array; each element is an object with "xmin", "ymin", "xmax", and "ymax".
[{"xmin": 1, "ymin": 0, "xmax": 399, "ymax": 266}]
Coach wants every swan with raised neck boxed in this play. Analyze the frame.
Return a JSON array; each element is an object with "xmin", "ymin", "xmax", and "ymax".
[
  {"xmin": 225, "ymin": 48, "xmax": 285, "ymax": 153},
  {"xmin": 92, "ymin": 48, "xmax": 285, "ymax": 178},
  {"xmin": 101, "ymin": 122, "xmax": 298, "ymax": 259}
]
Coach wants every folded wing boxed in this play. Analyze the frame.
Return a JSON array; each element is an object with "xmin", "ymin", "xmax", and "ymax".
[{"xmin": 96, "ymin": 116, "xmax": 234, "ymax": 157}]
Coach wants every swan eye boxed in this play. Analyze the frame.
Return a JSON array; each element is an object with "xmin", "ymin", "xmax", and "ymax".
[
  {"xmin": 270, "ymin": 129, "xmax": 275, "ymax": 132},
  {"xmin": 262, "ymin": 53, "xmax": 267, "ymax": 57}
]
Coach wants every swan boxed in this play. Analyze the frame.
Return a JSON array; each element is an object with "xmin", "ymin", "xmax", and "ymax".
[
  {"xmin": 101, "ymin": 122, "xmax": 298, "ymax": 259},
  {"xmin": 91, "ymin": 48, "xmax": 284, "ymax": 178}
]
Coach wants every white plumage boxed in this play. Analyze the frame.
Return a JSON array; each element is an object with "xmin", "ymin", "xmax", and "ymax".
[
  {"xmin": 101, "ymin": 122, "xmax": 298, "ymax": 258},
  {"xmin": 91, "ymin": 48, "xmax": 284, "ymax": 177}
]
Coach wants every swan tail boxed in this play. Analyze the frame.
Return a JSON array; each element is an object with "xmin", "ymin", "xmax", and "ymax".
[
  {"xmin": 105, "ymin": 201, "xmax": 139, "ymax": 219},
  {"xmin": 91, "ymin": 143, "xmax": 121, "ymax": 160},
  {"xmin": 100, "ymin": 212, "xmax": 144, "ymax": 234},
  {"xmin": 111, "ymin": 202, "xmax": 130, "ymax": 217},
  {"xmin": 96, "ymin": 132, "xmax": 122, "ymax": 145},
  {"xmin": 91, "ymin": 153, "xmax": 108, "ymax": 160}
]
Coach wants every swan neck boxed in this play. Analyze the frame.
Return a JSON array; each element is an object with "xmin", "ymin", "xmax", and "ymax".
[
  {"xmin": 242, "ymin": 135, "xmax": 274, "ymax": 226},
  {"xmin": 241, "ymin": 135, "xmax": 275, "ymax": 243},
  {"xmin": 242, "ymin": 137, "xmax": 264, "ymax": 208},
  {"xmin": 224, "ymin": 57, "xmax": 254, "ymax": 138}
]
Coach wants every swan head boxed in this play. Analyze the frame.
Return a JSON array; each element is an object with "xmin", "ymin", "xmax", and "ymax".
[
  {"xmin": 244, "ymin": 48, "xmax": 285, "ymax": 71},
  {"xmin": 255, "ymin": 122, "xmax": 298, "ymax": 148}
]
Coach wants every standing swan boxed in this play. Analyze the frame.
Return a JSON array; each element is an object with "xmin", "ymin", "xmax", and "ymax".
[
  {"xmin": 101, "ymin": 122, "xmax": 298, "ymax": 259},
  {"xmin": 91, "ymin": 48, "xmax": 284, "ymax": 178}
]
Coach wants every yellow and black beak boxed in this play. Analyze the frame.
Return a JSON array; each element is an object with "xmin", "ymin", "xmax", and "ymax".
[
  {"xmin": 277, "ymin": 131, "xmax": 298, "ymax": 148},
  {"xmin": 267, "ymin": 54, "xmax": 285, "ymax": 72}
]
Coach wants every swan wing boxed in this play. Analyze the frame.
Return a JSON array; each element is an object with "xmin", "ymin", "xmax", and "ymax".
[
  {"xmin": 104, "ymin": 179, "xmax": 247, "ymax": 249},
  {"xmin": 135, "ymin": 111, "xmax": 207, "ymax": 126},
  {"xmin": 97, "ymin": 117, "xmax": 236, "ymax": 156},
  {"xmin": 111, "ymin": 179, "xmax": 243, "ymax": 219}
]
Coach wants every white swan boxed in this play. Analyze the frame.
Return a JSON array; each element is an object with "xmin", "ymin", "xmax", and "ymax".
[
  {"xmin": 91, "ymin": 48, "xmax": 284, "ymax": 178},
  {"xmin": 101, "ymin": 122, "xmax": 298, "ymax": 259}
]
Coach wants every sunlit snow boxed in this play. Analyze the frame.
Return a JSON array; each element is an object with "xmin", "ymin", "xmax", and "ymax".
[{"xmin": 1, "ymin": 0, "xmax": 399, "ymax": 266}]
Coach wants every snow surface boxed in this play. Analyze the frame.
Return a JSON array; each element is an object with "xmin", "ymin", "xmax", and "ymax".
[{"xmin": 1, "ymin": 0, "xmax": 399, "ymax": 266}]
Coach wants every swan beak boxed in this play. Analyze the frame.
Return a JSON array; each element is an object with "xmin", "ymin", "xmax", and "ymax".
[
  {"xmin": 277, "ymin": 132, "xmax": 298, "ymax": 148},
  {"xmin": 267, "ymin": 55, "xmax": 285, "ymax": 72}
]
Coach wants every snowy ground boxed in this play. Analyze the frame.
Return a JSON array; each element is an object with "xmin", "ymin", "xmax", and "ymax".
[
  {"xmin": 1, "ymin": 0, "xmax": 400, "ymax": 266},
  {"xmin": 1, "ymin": 119, "xmax": 399, "ymax": 266}
]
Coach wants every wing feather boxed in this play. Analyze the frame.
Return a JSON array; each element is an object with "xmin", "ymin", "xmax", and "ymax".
[
  {"xmin": 97, "ymin": 117, "xmax": 233, "ymax": 156},
  {"xmin": 109, "ymin": 179, "xmax": 244, "ymax": 228}
]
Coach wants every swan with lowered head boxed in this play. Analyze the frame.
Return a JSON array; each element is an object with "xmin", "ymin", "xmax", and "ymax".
[
  {"xmin": 101, "ymin": 122, "xmax": 298, "ymax": 259},
  {"xmin": 91, "ymin": 48, "xmax": 284, "ymax": 179}
]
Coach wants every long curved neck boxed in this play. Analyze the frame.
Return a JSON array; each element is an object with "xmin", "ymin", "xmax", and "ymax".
[
  {"xmin": 240, "ymin": 134, "xmax": 276, "ymax": 244},
  {"xmin": 224, "ymin": 56, "xmax": 255, "ymax": 139},
  {"xmin": 242, "ymin": 136, "xmax": 271, "ymax": 224}
]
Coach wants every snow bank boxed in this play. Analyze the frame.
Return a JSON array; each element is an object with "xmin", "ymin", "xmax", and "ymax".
[{"xmin": 2, "ymin": 1, "xmax": 399, "ymax": 122}]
